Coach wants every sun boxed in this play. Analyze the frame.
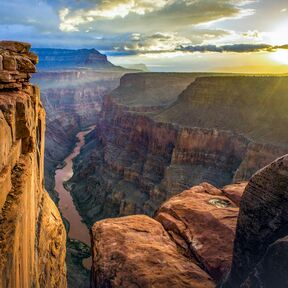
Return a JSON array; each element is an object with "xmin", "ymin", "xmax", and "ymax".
[{"xmin": 270, "ymin": 49, "xmax": 288, "ymax": 65}]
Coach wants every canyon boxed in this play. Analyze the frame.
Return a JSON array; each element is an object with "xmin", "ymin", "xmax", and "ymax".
[
  {"xmin": 1, "ymin": 41, "xmax": 288, "ymax": 288},
  {"xmin": 68, "ymin": 73, "xmax": 288, "ymax": 227},
  {"xmin": 31, "ymin": 48, "xmax": 132, "ymax": 288}
]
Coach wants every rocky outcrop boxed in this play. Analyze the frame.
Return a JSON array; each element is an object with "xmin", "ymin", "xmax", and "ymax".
[
  {"xmin": 91, "ymin": 181, "xmax": 247, "ymax": 287},
  {"xmin": 32, "ymin": 48, "xmax": 121, "ymax": 70},
  {"xmin": 0, "ymin": 41, "xmax": 66, "ymax": 287},
  {"xmin": 242, "ymin": 235, "xmax": 288, "ymax": 288},
  {"xmin": 155, "ymin": 183, "xmax": 240, "ymax": 281},
  {"xmin": 222, "ymin": 182, "xmax": 247, "ymax": 206},
  {"xmin": 223, "ymin": 155, "xmax": 288, "ymax": 287},
  {"xmin": 68, "ymin": 73, "xmax": 288, "ymax": 226},
  {"xmin": 91, "ymin": 215, "xmax": 215, "ymax": 288}
]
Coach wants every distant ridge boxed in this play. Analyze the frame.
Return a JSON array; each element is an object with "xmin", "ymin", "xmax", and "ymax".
[{"xmin": 32, "ymin": 48, "xmax": 124, "ymax": 70}]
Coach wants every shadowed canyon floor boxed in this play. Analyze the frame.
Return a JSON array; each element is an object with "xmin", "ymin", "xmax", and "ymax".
[{"xmin": 55, "ymin": 127, "xmax": 95, "ymax": 270}]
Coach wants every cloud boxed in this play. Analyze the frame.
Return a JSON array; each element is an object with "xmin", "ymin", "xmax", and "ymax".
[
  {"xmin": 177, "ymin": 43, "xmax": 288, "ymax": 53},
  {"xmin": 0, "ymin": 0, "xmax": 59, "ymax": 32},
  {"xmin": 59, "ymin": 0, "xmax": 173, "ymax": 32},
  {"xmin": 58, "ymin": 0, "xmax": 256, "ymax": 33}
]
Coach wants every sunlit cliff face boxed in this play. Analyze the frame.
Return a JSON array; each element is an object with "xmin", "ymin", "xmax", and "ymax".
[{"xmin": 0, "ymin": 0, "xmax": 287, "ymax": 72}]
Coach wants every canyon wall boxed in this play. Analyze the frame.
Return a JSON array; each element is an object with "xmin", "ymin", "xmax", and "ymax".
[
  {"xmin": 32, "ymin": 69, "xmax": 128, "ymax": 202},
  {"xmin": 31, "ymin": 50, "xmax": 132, "ymax": 288},
  {"xmin": 0, "ymin": 41, "xmax": 66, "ymax": 287},
  {"xmin": 68, "ymin": 73, "xmax": 288, "ymax": 226}
]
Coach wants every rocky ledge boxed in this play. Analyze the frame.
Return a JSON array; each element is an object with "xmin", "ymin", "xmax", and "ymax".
[
  {"xmin": 91, "ymin": 181, "xmax": 247, "ymax": 287},
  {"xmin": 0, "ymin": 41, "xmax": 37, "ymax": 90},
  {"xmin": 91, "ymin": 155, "xmax": 288, "ymax": 287}
]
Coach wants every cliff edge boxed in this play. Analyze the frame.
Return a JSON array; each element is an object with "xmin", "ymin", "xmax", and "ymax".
[{"xmin": 0, "ymin": 41, "xmax": 67, "ymax": 287}]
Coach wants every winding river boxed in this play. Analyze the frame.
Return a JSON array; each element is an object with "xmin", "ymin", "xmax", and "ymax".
[{"xmin": 55, "ymin": 126, "xmax": 95, "ymax": 268}]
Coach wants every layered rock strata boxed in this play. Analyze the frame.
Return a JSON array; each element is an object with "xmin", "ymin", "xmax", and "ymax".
[
  {"xmin": 32, "ymin": 69, "xmax": 128, "ymax": 202},
  {"xmin": 69, "ymin": 73, "xmax": 288, "ymax": 226},
  {"xmin": 0, "ymin": 41, "xmax": 66, "ymax": 287}
]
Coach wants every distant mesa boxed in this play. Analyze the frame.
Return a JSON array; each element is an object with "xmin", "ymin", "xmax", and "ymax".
[{"xmin": 32, "ymin": 48, "xmax": 124, "ymax": 71}]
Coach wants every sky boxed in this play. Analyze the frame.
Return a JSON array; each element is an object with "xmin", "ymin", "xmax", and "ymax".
[{"xmin": 0, "ymin": 0, "xmax": 288, "ymax": 72}]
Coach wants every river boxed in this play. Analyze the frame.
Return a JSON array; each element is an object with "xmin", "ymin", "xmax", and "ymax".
[{"xmin": 55, "ymin": 126, "xmax": 95, "ymax": 269}]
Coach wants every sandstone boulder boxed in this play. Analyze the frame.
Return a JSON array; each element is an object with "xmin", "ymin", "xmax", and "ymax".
[
  {"xmin": 91, "ymin": 215, "xmax": 215, "ymax": 288},
  {"xmin": 155, "ymin": 182, "xmax": 239, "ymax": 281}
]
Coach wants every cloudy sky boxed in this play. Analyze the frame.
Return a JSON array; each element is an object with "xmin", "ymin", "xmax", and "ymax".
[{"xmin": 1, "ymin": 0, "xmax": 288, "ymax": 72}]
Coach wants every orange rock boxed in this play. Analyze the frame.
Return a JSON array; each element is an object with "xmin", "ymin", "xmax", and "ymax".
[
  {"xmin": 155, "ymin": 183, "xmax": 239, "ymax": 282},
  {"xmin": 222, "ymin": 182, "xmax": 247, "ymax": 206},
  {"xmin": 91, "ymin": 215, "xmax": 215, "ymax": 288}
]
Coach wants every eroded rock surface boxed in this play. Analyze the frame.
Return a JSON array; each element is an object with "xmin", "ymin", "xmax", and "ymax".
[
  {"xmin": 223, "ymin": 155, "xmax": 288, "ymax": 287},
  {"xmin": 0, "ymin": 41, "xmax": 67, "ymax": 288},
  {"xmin": 91, "ymin": 181, "xmax": 247, "ymax": 287},
  {"xmin": 155, "ymin": 183, "xmax": 240, "ymax": 281},
  {"xmin": 91, "ymin": 215, "xmax": 215, "ymax": 288}
]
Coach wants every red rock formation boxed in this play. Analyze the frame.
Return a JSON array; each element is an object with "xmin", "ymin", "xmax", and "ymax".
[
  {"xmin": 222, "ymin": 155, "xmax": 288, "ymax": 287},
  {"xmin": 0, "ymin": 41, "xmax": 67, "ymax": 287},
  {"xmin": 155, "ymin": 183, "xmax": 240, "ymax": 281},
  {"xmin": 91, "ymin": 215, "xmax": 215, "ymax": 288},
  {"xmin": 222, "ymin": 182, "xmax": 247, "ymax": 206},
  {"xmin": 90, "ymin": 181, "xmax": 248, "ymax": 287},
  {"xmin": 68, "ymin": 73, "xmax": 287, "ymax": 227}
]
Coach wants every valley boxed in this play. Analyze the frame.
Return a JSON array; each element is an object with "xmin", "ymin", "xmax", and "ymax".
[
  {"xmin": 1, "ymin": 41, "xmax": 288, "ymax": 288},
  {"xmin": 68, "ymin": 73, "xmax": 288, "ymax": 227}
]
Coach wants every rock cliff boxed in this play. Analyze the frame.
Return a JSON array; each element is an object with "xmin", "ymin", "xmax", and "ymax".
[
  {"xmin": 32, "ymin": 70, "xmax": 127, "ymax": 202},
  {"xmin": 0, "ymin": 41, "xmax": 66, "ymax": 287},
  {"xmin": 223, "ymin": 155, "xmax": 288, "ymax": 287},
  {"xmin": 68, "ymin": 73, "xmax": 288, "ymax": 226}
]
